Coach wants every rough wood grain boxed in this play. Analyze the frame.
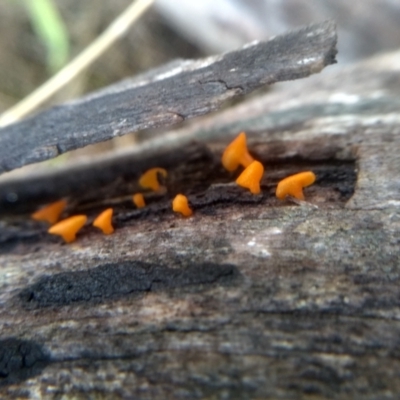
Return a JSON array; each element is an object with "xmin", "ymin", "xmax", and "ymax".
[
  {"xmin": 1, "ymin": 34, "xmax": 400, "ymax": 400},
  {"xmin": 0, "ymin": 20, "xmax": 337, "ymax": 174}
]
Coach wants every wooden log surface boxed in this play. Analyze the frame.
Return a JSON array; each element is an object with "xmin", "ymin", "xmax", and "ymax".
[
  {"xmin": 1, "ymin": 24, "xmax": 400, "ymax": 399},
  {"xmin": 0, "ymin": 20, "xmax": 337, "ymax": 174}
]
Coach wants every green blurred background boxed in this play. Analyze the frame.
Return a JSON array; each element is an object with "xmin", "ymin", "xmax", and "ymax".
[{"xmin": 0, "ymin": 0, "xmax": 202, "ymax": 114}]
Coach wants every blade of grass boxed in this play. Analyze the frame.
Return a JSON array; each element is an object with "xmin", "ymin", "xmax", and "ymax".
[{"xmin": 23, "ymin": 0, "xmax": 70, "ymax": 73}]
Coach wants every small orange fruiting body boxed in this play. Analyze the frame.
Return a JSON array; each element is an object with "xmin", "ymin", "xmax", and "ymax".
[
  {"xmin": 48, "ymin": 215, "xmax": 87, "ymax": 243},
  {"xmin": 276, "ymin": 171, "xmax": 316, "ymax": 200},
  {"xmin": 132, "ymin": 193, "xmax": 145, "ymax": 208},
  {"xmin": 172, "ymin": 194, "xmax": 193, "ymax": 217},
  {"xmin": 139, "ymin": 168, "xmax": 167, "ymax": 191},
  {"xmin": 235, "ymin": 161, "xmax": 264, "ymax": 194},
  {"xmin": 222, "ymin": 132, "xmax": 254, "ymax": 172},
  {"xmin": 31, "ymin": 199, "xmax": 67, "ymax": 225},
  {"xmin": 93, "ymin": 208, "xmax": 114, "ymax": 235}
]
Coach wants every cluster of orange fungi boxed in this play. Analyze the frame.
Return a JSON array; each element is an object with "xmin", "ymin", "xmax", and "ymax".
[
  {"xmin": 31, "ymin": 133, "xmax": 315, "ymax": 243},
  {"xmin": 222, "ymin": 132, "xmax": 316, "ymax": 199}
]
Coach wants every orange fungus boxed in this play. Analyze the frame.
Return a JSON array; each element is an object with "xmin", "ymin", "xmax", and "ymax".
[
  {"xmin": 48, "ymin": 215, "xmax": 87, "ymax": 243},
  {"xmin": 235, "ymin": 161, "xmax": 264, "ymax": 194},
  {"xmin": 276, "ymin": 171, "xmax": 316, "ymax": 200},
  {"xmin": 139, "ymin": 168, "xmax": 167, "ymax": 191},
  {"xmin": 31, "ymin": 199, "xmax": 67, "ymax": 225},
  {"xmin": 222, "ymin": 132, "xmax": 254, "ymax": 172},
  {"xmin": 132, "ymin": 193, "xmax": 145, "ymax": 208},
  {"xmin": 172, "ymin": 194, "xmax": 193, "ymax": 217},
  {"xmin": 93, "ymin": 208, "xmax": 114, "ymax": 235}
]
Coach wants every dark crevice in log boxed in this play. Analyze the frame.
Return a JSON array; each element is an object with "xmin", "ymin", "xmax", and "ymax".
[
  {"xmin": 0, "ymin": 155, "xmax": 356, "ymax": 255},
  {"xmin": 0, "ymin": 111, "xmax": 358, "ymax": 257},
  {"xmin": 0, "ymin": 129, "xmax": 357, "ymax": 215},
  {"xmin": 0, "ymin": 142, "xmax": 214, "ymax": 214}
]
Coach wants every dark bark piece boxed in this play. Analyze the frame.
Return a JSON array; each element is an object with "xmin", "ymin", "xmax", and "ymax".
[{"xmin": 0, "ymin": 20, "xmax": 336, "ymax": 174}]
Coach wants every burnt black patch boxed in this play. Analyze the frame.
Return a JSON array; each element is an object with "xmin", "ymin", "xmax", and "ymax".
[
  {"xmin": 18, "ymin": 261, "xmax": 238, "ymax": 309},
  {"xmin": 0, "ymin": 338, "xmax": 49, "ymax": 386}
]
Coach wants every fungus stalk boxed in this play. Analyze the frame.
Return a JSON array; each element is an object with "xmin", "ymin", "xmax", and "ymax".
[
  {"xmin": 31, "ymin": 199, "xmax": 67, "ymax": 225},
  {"xmin": 236, "ymin": 161, "xmax": 264, "ymax": 194},
  {"xmin": 172, "ymin": 194, "xmax": 193, "ymax": 217},
  {"xmin": 139, "ymin": 168, "xmax": 167, "ymax": 192},
  {"xmin": 48, "ymin": 215, "xmax": 87, "ymax": 243},
  {"xmin": 276, "ymin": 171, "xmax": 316, "ymax": 200},
  {"xmin": 93, "ymin": 208, "xmax": 114, "ymax": 235},
  {"xmin": 132, "ymin": 193, "xmax": 145, "ymax": 208},
  {"xmin": 222, "ymin": 132, "xmax": 254, "ymax": 172}
]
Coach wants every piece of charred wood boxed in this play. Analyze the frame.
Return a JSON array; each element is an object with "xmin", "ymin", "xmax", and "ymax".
[{"xmin": 0, "ymin": 20, "xmax": 337, "ymax": 174}]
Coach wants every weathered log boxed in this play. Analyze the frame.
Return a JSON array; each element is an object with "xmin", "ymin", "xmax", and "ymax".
[
  {"xmin": 1, "ymin": 24, "xmax": 400, "ymax": 399},
  {"xmin": 0, "ymin": 20, "xmax": 337, "ymax": 174}
]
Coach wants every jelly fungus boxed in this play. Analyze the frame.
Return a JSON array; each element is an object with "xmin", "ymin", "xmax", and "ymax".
[
  {"xmin": 172, "ymin": 194, "xmax": 193, "ymax": 217},
  {"xmin": 276, "ymin": 171, "xmax": 316, "ymax": 200},
  {"xmin": 222, "ymin": 132, "xmax": 254, "ymax": 172},
  {"xmin": 132, "ymin": 193, "xmax": 145, "ymax": 208},
  {"xmin": 93, "ymin": 208, "xmax": 114, "ymax": 235},
  {"xmin": 31, "ymin": 199, "xmax": 67, "ymax": 225},
  {"xmin": 235, "ymin": 161, "xmax": 264, "ymax": 194},
  {"xmin": 48, "ymin": 215, "xmax": 87, "ymax": 243},
  {"xmin": 139, "ymin": 168, "xmax": 167, "ymax": 191}
]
